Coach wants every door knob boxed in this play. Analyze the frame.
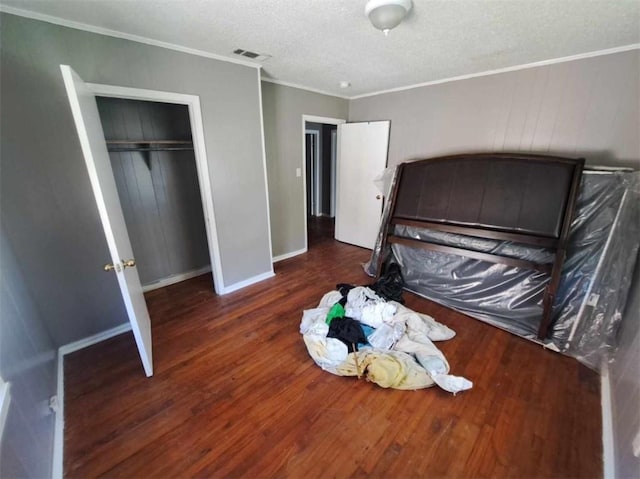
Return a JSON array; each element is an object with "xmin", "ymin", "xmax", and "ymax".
[
  {"xmin": 104, "ymin": 263, "xmax": 121, "ymax": 272},
  {"xmin": 121, "ymin": 259, "xmax": 136, "ymax": 268},
  {"xmin": 376, "ymin": 195, "xmax": 381, "ymax": 200}
]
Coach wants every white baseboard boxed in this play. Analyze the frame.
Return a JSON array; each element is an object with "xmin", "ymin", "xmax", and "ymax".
[
  {"xmin": 220, "ymin": 270, "xmax": 275, "ymax": 294},
  {"xmin": 53, "ymin": 322, "xmax": 133, "ymax": 478},
  {"xmin": 601, "ymin": 361, "xmax": 615, "ymax": 479},
  {"xmin": 59, "ymin": 323, "xmax": 132, "ymax": 357},
  {"xmin": 141, "ymin": 266, "xmax": 212, "ymax": 293},
  {"xmin": 272, "ymin": 248, "xmax": 307, "ymax": 263},
  {"xmin": 52, "ymin": 350, "xmax": 64, "ymax": 479}
]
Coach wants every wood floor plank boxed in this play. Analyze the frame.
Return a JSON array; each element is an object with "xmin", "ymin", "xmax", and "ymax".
[{"xmin": 64, "ymin": 222, "xmax": 602, "ymax": 478}]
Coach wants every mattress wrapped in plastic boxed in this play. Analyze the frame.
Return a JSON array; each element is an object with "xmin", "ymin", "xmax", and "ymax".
[{"xmin": 365, "ymin": 169, "xmax": 640, "ymax": 370}]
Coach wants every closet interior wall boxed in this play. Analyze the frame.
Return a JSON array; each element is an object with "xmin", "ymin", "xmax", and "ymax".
[{"xmin": 96, "ymin": 97, "xmax": 210, "ymax": 289}]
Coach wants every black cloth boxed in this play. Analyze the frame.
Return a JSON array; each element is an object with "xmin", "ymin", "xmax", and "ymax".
[
  {"xmin": 327, "ymin": 317, "xmax": 367, "ymax": 353},
  {"xmin": 336, "ymin": 283, "xmax": 355, "ymax": 306},
  {"xmin": 336, "ymin": 283, "xmax": 355, "ymax": 296},
  {"xmin": 368, "ymin": 262, "xmax": 405, "ymax": 304}
]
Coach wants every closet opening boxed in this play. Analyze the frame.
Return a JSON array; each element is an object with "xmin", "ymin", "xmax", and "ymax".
[
  {"xmin": 304, "ymin": 121, "xmax": 338, "ymax": 248},
  {"xmin": 96, "ymin": 97, "xmax": 213, "ymax": 293}
]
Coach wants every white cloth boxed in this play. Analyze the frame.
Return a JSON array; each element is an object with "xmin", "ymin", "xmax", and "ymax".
[
  {"xmin": 391, "ymin": 302, "xmax": 455, "ymax": 341},
  {"xmin": 303, "ymin": 321, "xmax": 348, "ymax": 372},
  {"xmin": 300, "ymin": 307, "xmax": 329, "ymax": 334},
  {"xmin": 432, "ymin": 374, "xmax": 474, "ymax": 395},
  {"xmin": 360, "ymin": 302, "xmax": 397, "ymax": 328},
  {"xmin": 318, "ymin": 290, "xmax": 343, "ymax": 308},
  {"xmin": 367, "ymin": 322, "xmax": 405, "ymax": 350},
  {"xmin": 345, "ymin": 286, "xmax": 383, "ymax": 320}
]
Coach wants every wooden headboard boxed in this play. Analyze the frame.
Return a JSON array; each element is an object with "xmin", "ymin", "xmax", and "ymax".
[{"xmin": 376, "ymin": 153, "xmax": 584, "ymax": 339}]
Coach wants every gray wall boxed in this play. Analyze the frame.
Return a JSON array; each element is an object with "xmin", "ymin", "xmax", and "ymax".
[
  {"xmin": 349, "ymin": 50, "xmax": 640, "ymax": 169},
  {"xmin": 0, "ymin": 226, "xmax": 57, "ymax": 478},
  {"xmin": 97, "ymin": 98, "xmax": 210, "ymax": 286},
  {"xmin": 610, "ymin": 257, "xmax": 640, "ymax": 479},
  {"xmin": 261, "ymin": 81, "xmax": 348, "ymax": 257},
  {"xmin": 1, "ymin": 12, "xmax": 271, "ymax": 347}
]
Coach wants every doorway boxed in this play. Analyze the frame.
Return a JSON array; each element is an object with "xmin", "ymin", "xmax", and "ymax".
[
  {"xmin": 95, "ymin": 97, "xmax": 211, "ymax": 293},
  {"xmin": 89, "ymin": 82, "xmax": 225, "ymax": 295},
  {"xmin": 302, "ymin": 115, "xmax": 345, "ymax": 249},
  {"xmin": 62, "ymin": 64, "xmax": 227, "ymax": 377}
]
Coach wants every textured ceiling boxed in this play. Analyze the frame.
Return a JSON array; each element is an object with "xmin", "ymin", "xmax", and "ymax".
[{"xmin": 2, "ymin": 0, "xmax": 639, "ymax": 97}]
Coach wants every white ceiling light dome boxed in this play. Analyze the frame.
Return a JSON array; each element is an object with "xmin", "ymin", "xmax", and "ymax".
[{"xmin": 365, "ymin": 0, "xmax": 413, "ymax": 36}]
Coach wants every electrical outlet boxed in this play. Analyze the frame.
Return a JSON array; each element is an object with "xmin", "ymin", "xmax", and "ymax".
[
  {"xmin": 296, "ymin": 168, "xmax": 302, "ymax": 177},
  {"xmin": 633, "ymin": 428, "xmax": 640, "ymax": 458},
  {"xmin": 0, "ymin": 381, "xmax": 10, "ymax": 440},
  {"xmin": 49, "ymin": 395, "xmax": 59, "ymax": 414}
]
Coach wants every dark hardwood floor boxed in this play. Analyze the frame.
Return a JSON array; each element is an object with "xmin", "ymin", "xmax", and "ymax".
[
  {"xmin": 64, "ymin": 238, "xmax": 602, "ymax": 478},
  {"xmin": 307, "ymin": 215, "xmax": 335, "ymax": 248}
]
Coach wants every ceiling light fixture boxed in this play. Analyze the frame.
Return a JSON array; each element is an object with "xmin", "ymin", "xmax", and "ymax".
[{"xmin": 365, "ymin": 0, "xmax": 412, "ymax": 36}]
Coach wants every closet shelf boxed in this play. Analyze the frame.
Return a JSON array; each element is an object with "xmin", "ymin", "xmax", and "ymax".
[{"xmin": 106, "ymin": 140, "xmax": 194, "ymax": 153}]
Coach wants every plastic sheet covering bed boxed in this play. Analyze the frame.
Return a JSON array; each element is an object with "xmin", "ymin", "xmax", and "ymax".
[{"xmin": 365, "ymin": 169, "xmax": 640, "ymax": 370}]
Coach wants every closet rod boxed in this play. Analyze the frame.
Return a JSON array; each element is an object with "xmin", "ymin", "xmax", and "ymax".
[
  {"xmin": 105, "ymin": 140, "xmax": 193, "ymax": 145},
  {"xmin": 107, "ymin": 147, "xmax": 194, "ymax": 152}
]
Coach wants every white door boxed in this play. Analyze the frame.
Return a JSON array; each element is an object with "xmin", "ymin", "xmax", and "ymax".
[
  {"xmin": 61, "ymin": 65, "xmax": 153, "ymax": 377},
  {"xmin": 335, "ymin": 121, "xmax": 390, "ymax": 249}
]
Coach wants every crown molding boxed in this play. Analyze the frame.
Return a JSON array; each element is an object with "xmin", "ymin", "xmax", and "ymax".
[
  {"xmin": 260, "ymin": 77, "xmax": 350, "ymax": 100},
  {"xmin": 2, "ymin": 4, "xmax": 637, "ymax": 101},
  {"xmin": 0, "ymin": 4, "xmax": 261, "ymax": 69},
  {"xmin": 350, "ymin": 44, "xmax": 640, "ymax": 100}
]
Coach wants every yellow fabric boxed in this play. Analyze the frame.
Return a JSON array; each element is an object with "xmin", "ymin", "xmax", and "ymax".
[{"xmin": 335, "ymin": 349, "xmax": 434, "ymax": 390}]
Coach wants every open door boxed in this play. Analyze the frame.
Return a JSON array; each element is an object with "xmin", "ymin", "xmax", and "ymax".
[
  {"xmin": 61, "ymin": 65, "xmax": 153, "ymax": 377},
  {"xmin": 335, "ymin": 121, "xmax": 390, "ymax": 249}
]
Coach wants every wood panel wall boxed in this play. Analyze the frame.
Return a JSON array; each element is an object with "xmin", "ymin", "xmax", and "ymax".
[
  {"xmin": 349, "ymin": 50, "xmax": 639, "ymax": 169},
  {"xmin": 96, "ymin": 98, "xmax": 210, "ymax": 287}
]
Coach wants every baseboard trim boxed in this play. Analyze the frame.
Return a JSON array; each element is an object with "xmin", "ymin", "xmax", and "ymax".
[
  {"xmin": 50, "ymin": 267, "xmax": 273, "ymax": 476},
  {"xmin": 59, "ymin": 323, "xmax": 133, "ymax": 357},
  {"xmin": 220, "ymin": 270, "xmax": 275, "ymax": 294},
  {"xmin": 52, "ymin": 350, "xmax": 64, "ymax": 479},
  {"xmin": 601, "ymin": 361, "xmax": 615, "ymax": 479},
  {"xmin": 141, "ymin": 266, "xmax": 212, "ymax": 292},
  {"xmin": 272, "ymin": 248, "xmax": 307, "ymax": 263},
  {"xmin": 53, "ymin": 322, "xmax": 133, "ymax": 478}
]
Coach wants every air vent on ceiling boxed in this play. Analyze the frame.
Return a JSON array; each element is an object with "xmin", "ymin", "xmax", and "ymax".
[{"xmin": 233, "ymin": 48, "xmax": 271, "ymax": 62}]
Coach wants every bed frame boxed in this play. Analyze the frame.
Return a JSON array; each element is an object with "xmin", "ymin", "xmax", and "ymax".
[{"xmin": 375, "ymin": 153, "xmax": 584, "ymax": 339}]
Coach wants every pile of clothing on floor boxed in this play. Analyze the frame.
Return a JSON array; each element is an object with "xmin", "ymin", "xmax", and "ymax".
[{"xmin": 299, "ymin": 266, "xmax": 472, "ymax": 394}]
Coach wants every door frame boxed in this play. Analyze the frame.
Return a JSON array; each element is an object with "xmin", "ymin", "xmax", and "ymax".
[
  {"xmin": 304, "ymin": 129, "xmax": 321, "ymax": 216},
  {"xmin": 301, "ymin": 115, "xmax": 345, "ymax": 252},
  {"xmin": 330, "ymin": 128, "xmax": 337, "ymax": 218},
  {"xmin": 88, "ymin": 82, "xmax": 225, "ymax": 294}
]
